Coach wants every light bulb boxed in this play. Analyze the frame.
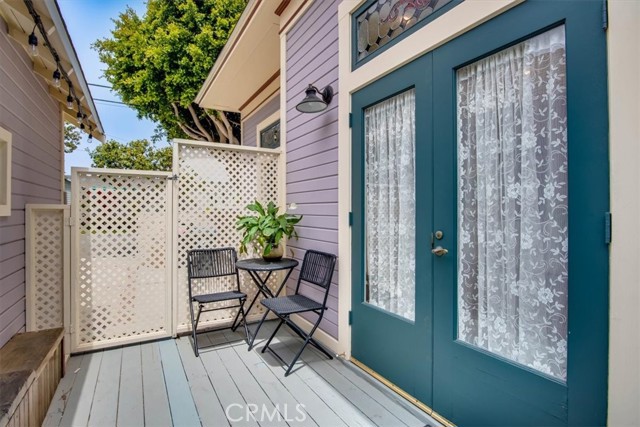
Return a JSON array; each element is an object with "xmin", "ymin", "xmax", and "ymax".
[
  {"xmin": 66, "ymin": 94, "xmax": 73, "ymax": 109},
  {"xmin": 28, "ymin": 31, "xmax": 38, "ymax": 57},
  {"xmin": 53, "ymin": 69, "xmax": 61, "ymax": 88}
]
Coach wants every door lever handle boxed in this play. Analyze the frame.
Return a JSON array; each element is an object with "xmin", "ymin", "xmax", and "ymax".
[{"xmin": 431, "ymin": 246, "xmax": 448, "ymax": 256}]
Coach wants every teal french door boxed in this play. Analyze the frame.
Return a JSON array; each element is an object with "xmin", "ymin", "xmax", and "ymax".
[
  {"xmin": 351, "ymin": 54, "xmax": 434, "ymax": 404},
  {"xmin": 351, "ymin": 1, "xmax": 608, "ymax": 425}
]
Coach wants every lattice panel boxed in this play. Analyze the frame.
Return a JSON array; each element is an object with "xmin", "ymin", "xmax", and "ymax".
[
  {"xmin": 29, "ymin": 208, "xmax": 65, "ymax": 330},
  {"xmin": 75, "ymin": 172, "xmax": 170, "ymax": 348},
  {"xmin": 176, "ymin": 143, "xmax": 281, "ymax": 330}
]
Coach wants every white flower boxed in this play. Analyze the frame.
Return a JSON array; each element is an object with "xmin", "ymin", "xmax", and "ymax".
[
  {"xmin": 507, "ymin": 183, "xmax": 520, "ymax": 199},
  {"xmin": 557, "ymin": 339, "xmax": 567, "ymax": 355},
  {"xmin": 521, "ymin": 234, "xmax": 533, "ymax": 250},
  {"xmin": 493, "ymin": 316, "xmax": 507, "ymax": 334},
  {"xmin": 538, "ymin": 287, "xmax": 554, "ymax": 305},
  {"xmin": 544, "ymin": 182, "xmax": 555, "ymax": 200},
  {"xmin": 532, "ymin": 360, "xmax": 552, "ymax": 375},
  {"xmin": 521, "ymin": 132, "xmax": 537, "ymax": 149}
]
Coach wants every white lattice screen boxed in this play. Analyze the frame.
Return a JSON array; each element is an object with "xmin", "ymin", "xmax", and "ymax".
[
  {"xmin": 26, "ymin": 205, "xmax": 68, "ymax": 332},
  {"xmin": 72, "ymin": 170, "xmax": 172, "ymax": 352},
  {"xmin": 175, "ymin": 140, "xmax": 282, "ymax": 332}
]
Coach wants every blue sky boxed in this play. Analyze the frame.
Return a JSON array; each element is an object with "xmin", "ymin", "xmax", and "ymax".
[{"xmin": 59, "ymin": 0, "xmax": 164, "ymax": 173}]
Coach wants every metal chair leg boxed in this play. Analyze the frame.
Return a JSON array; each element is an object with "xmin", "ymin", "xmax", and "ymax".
[
  {"xmin": 248, "ymin": 308, "xmax": 270, "ymax": 351},
  {"xmin": 189, "ymin": 300, "xmax": 201, "ymax": 357},
  {"xmin": 285, "ymin": 336, "xmax": 312, "ymax": 376},
  {"xmin": 284, "ymin": 315, "xmax": 325, "ymax": 376},
  {"xmin": 283, "ymin": 316, "xmax": 334, "ymax": 360},
  {"xmin": 261, "ymin": 318, "xmax": 285, "ymax": 354},
  {"xmin": 238, "ymin": 299, "xmax": 250, "ymax": 344},
  {"xmin": 230, "ymin": 299, "xmax": 244, "ymax": 332}
]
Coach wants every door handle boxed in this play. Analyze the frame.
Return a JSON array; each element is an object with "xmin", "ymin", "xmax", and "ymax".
[
  {"xmin": 431, "ymin": 246, "xmax": 448, "ymax": 256},
  {"xmin": 431, "ymin": 231, "xmax": 447, "ymax": 256}
]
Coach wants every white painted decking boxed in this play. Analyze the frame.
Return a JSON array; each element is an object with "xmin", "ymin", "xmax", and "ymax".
[{"xmin": 43, "ymin": 321, "xmax": 439, "ymax": 427}]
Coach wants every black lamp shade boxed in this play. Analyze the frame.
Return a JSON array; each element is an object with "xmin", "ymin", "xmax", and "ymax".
[{"xmin": 296, "ymin": 84, "xmax": 333, "ymax": 113}]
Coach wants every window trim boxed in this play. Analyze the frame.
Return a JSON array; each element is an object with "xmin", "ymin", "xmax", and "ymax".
[
  {"xmin": 255, "ymin": 111, "xmax": 281, "ymax": 150},
  {"xmin": 0, "ymin": 126, "xmax": 12, "ymax": 217}
]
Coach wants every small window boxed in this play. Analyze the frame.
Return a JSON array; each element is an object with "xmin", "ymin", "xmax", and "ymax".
[
  {"xmin": 0, "ymin": 126, "xmax": 11, "ymax": 216},
  {"xmin": 260, "ymin": 120, "xmax": 280, "ymax": 149}
]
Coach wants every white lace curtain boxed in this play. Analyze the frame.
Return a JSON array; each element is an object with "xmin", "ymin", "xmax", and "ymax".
[
  {"xmin": 365, "ymin": 89, "xmax": 416, "ymax": 321},
  {"xmin": 457, "ymin": 26, "xmax": 568, "ymax": 380}
]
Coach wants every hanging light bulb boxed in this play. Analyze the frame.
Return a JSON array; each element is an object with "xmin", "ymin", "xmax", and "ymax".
[
  {"xmin": 52, "ymin": 69, "xmax": 61, "ymax": 88},
  {"xmin": 88, "ymin": 126, "xmax": 93, "ymax": 141},
  {"xmin": 76, "ymin": 111, "xmax": 82, "ymax": 123},
  {"xmin": 80, "ymin": 123, "xmax": 85, "ymax": 130},
  {"xmin": 28, "ymin": 30, "xmax": 38, "ymax": 56},
  {"xmin": 66, "ymin": 93, "xmax": 73, "ymax": 109}
]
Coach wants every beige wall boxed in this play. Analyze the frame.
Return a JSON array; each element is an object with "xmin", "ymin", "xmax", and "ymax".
[{"xmin": 607, "ymin": 1, "xmax": 640, "ymax": 425}]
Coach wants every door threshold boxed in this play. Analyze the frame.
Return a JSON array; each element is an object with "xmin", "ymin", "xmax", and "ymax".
[{"xmin": 349, "ymin": 357, "xmax": 455, "ymax": 427}]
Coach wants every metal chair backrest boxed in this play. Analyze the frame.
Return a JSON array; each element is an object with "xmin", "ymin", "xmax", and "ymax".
[
  {"xmin": 296, "ymin": 250, "xmax": 336, "ymax": 296},
  {"xmin": 187, "ymin": 248, "xmax": 238, "ymax": 279}
]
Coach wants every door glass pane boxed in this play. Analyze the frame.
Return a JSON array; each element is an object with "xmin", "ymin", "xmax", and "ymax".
[
  {"xmin": 364, "ymin": 89, "xmax": 416, "ymax": 321},
  {"xmin": 457, "ymin": 26, "xmax": 568, "ymax": 380}
]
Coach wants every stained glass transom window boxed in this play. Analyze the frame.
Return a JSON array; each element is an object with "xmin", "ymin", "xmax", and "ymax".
[{"xmin": 355, "ymin": 0, "xmax": 456, "ymax": 63}]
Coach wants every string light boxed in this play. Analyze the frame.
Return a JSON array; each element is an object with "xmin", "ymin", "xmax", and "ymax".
[
  {"xmin": 88, "ymin": 126, "xmax": 93, "ymax": 141},
  {"xmin": 52, "ymin": 68, "xmax": 61, "ymax": 87},
  {"xmin": 23, "ymin": 0, "xmax": 100, "ymax": 139},
  {"xmin": 28, "ymin": 26, "xmax": 38, "ymax": 56}
]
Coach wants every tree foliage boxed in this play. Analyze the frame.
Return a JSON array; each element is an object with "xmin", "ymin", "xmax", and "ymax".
[
  {"xmin": 64, "ymin": 123, "xmax": 82, "ymax": 153},
  {"xmin": 93, "ymin": 0, "xmax": 245, "ymax": 144},
  {"xmin": 88, "ymin": 139, "xmax": 172, "ymax": 171}
]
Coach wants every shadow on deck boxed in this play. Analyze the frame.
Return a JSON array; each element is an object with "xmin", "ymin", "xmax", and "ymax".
[{"xmin": 43, "ymin": 321, "xmax": 440, "ymax": 426}]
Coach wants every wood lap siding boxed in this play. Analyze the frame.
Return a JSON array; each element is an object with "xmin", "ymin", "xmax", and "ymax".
[
  {"xmin": 0, "ymin": 17, "xmax": 62, "ymax": 348},
  {"xmin": 285, "ymin": 0, "xmax": 340, "ymax": 339},
  {"xmin": 242, "ymin": 94, "xmax": 280, "ymax": 147}
]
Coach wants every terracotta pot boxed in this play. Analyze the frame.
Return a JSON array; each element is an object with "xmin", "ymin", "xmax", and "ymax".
[{"xmin": 262, "ymin": 241, "xmax": 284, "ymax": 261}]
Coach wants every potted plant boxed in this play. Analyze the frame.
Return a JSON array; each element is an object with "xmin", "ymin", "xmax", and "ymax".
[{"xmin": 236, "ymin": 200, "xmax": 302, "ymax": 260}]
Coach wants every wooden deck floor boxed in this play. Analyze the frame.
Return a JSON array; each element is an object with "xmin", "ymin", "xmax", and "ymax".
[{"xmin": 43, "ymin": 322, "xmax": 439, "ymax": 427}]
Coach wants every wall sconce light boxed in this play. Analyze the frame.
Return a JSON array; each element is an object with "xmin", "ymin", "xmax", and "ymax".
[{"xmin": 296, "ymin": 84, "xmax": 333, "ymax": 113}]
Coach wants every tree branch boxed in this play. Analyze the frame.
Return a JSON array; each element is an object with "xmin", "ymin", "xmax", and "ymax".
[
  {"xmin": 219, "ymin": 112, "xmax": 239, "ymax": 145},
  {"xmin": 205, "ymin": 110, "xmax": 229, "ymax": 144},
  {"xmin": 172, "ymin": 102, "xmax": 206, "ymax": 140},
  {"xmin": 178, "ymin": 122, "xmax": 205, "ymax": 140},
  {"xmin": 187, "ymin": 104, "xmax": 214, "ymax": 142}
]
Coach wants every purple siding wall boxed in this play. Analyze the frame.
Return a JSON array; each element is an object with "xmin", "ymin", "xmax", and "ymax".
[
  {"xmin": 242, "ymin": 94, "xmax": 280, "ymax": 147},
  {"xmin": 0, "ymin": 17, "xmax": 63, "ymax": 348},
  {"xmin": 285, "ymin": 0, "xmax": 340, "ymax": 338}
]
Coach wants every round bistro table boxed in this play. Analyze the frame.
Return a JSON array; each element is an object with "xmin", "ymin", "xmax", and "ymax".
[{"xmin": 235, "ymin": 258, "xmax": 298, "ymax": 346}]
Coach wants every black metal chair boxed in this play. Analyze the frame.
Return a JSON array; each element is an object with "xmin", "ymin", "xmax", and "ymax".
[
  {"xmin": 187, "ymin": 248, "xmax": 249, "ymax": 356},
  {"xmin": 252, "ymin": 249, "xmax": 337, "ymax": 376}
]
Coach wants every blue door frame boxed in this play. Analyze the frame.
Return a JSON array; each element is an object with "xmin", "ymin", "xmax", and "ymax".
[{"xmin": 351, "ymin": 1, "xmax": 609, "ymax": 425}]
